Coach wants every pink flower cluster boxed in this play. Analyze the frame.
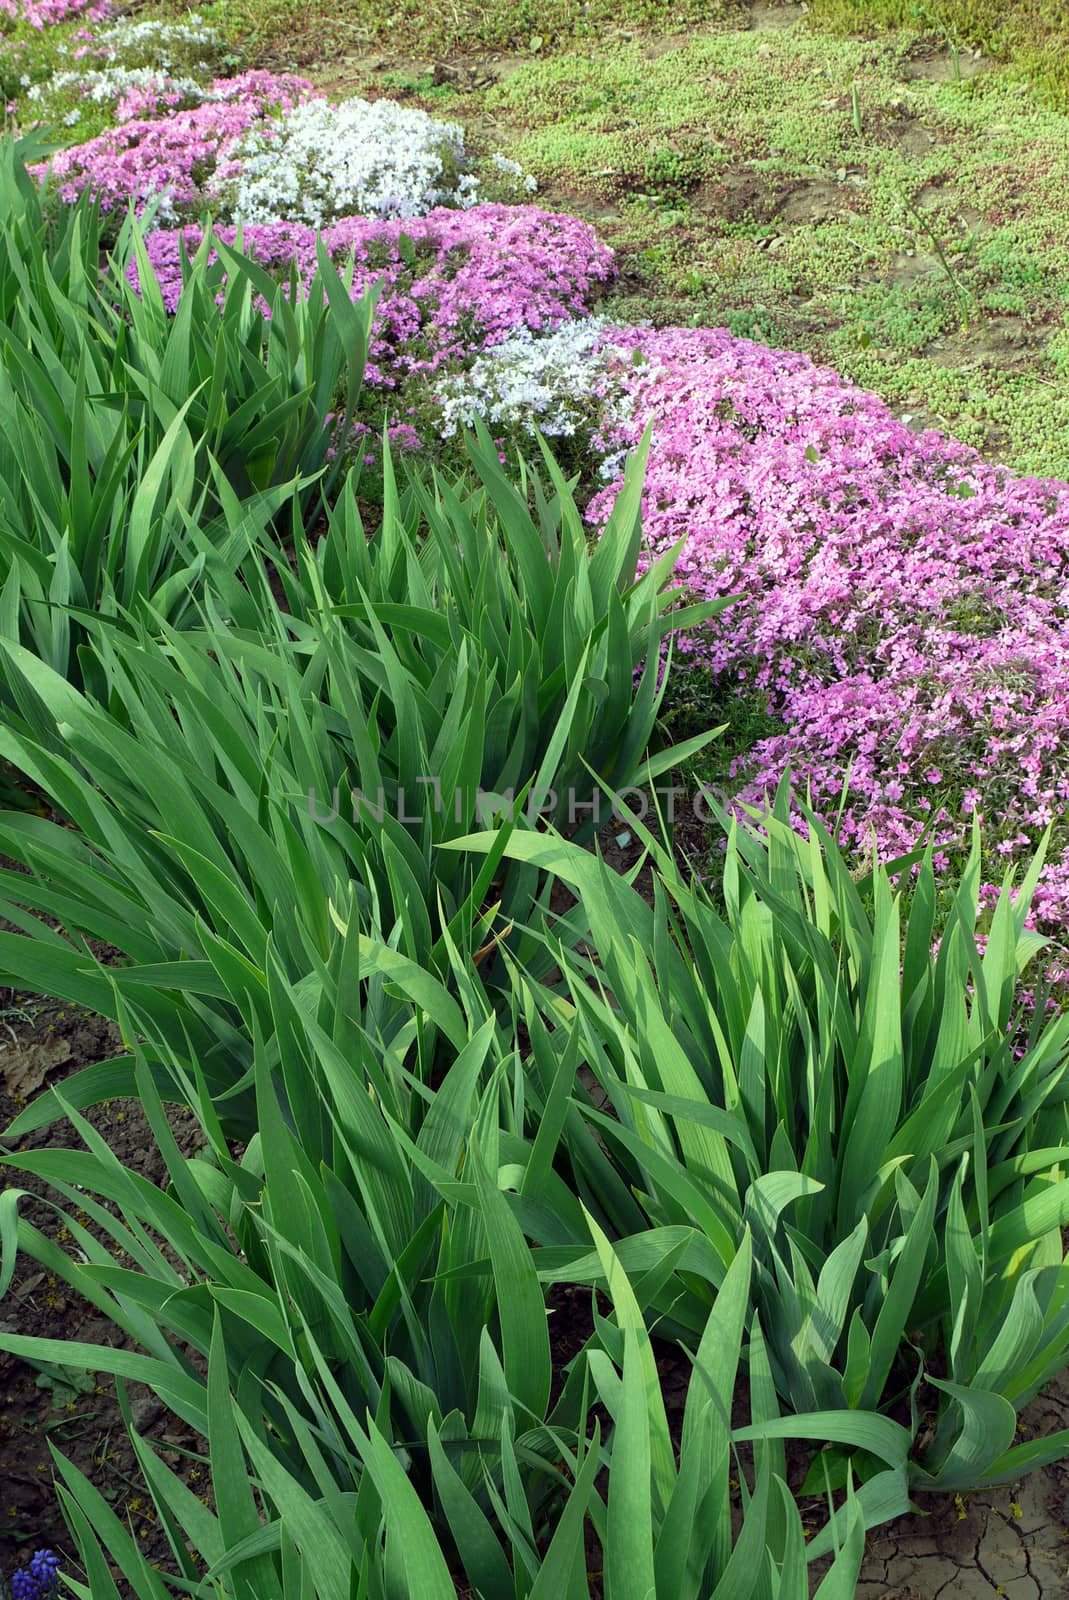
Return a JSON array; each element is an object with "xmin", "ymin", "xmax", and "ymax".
[
  {"xmin": 113, "ymin": 70, "xmax": 309, "ymax": 125},
  {"xmin": 134, "ymin": 207, "xmax": 615, "ymax": 384},
  {"xmin": 587, "ymin": 326, "xmax": 1069, "ymax": 930},
  {"xmin": 35, "ymin": 74, "xmax": 313, "ymax": 216},
  {"xmin": 0, "ymin": 0, "xmax": 110, "ymax": 26}
]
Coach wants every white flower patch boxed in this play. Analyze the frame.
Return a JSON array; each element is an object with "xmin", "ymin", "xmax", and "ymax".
[
  {"xmin": 27, "ymin": 65, "xmax": 206, "ymax": 110},
  {"xmin": 434, "ymin": 318, "xmax": 633, "ymax": 450},
  {"xmin": 454, "ymin": 173, "xmax": 482, "ymax": 207},
  {"xmin": 455, "ymin": 152, "xmax": 538, "ymax": 208},
  {"xmin": 82, "ymin": 15, "xmax": 222, "ymax": 70},
  {"xmin": 488, "ymin": 152, "xmax": 538, "ymax": 194},
  {"xmin": 211, "ymin": 96, "xmax": 474, "ymax": 226}
]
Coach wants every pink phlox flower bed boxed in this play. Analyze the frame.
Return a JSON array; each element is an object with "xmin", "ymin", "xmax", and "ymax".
[
  {"xmin": 112, "ymin": 70, "xmax": 312, "ymax": 124},
  {"xmin": 0, "ymin": 0, "xmax": 111, "ymax": 26},
  {"xmin": 32, "ymin": 74, "xmax": 314, "ymax": 217},
  {"xmin": 587, "ymin": 325, "xmax": 1069, "ymax": 931},
  {"xmin": 131, "ymin": 207, "xmax": 615, "ymax": 383}
]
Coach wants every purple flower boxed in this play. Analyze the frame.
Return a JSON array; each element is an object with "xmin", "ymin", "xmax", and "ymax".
[
  {"xmin": 30, "ymin": 76, "xmax": 314, "ymax": 220},
  {"xmin": 131, "ymin": 206, "xmax": 614, "ymax": 381},
  {"xmin": 10, "ymin": 1549, "xmax": 60, "ymax": 1600}
]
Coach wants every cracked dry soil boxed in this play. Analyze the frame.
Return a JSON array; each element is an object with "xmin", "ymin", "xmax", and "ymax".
[{"xmin": 850, "ymin": 1372, "xmax": 1069, "ymax": 1598}]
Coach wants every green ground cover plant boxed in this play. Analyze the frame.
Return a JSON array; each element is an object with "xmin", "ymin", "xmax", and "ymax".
[
  {"xmin": 150, "ymin": 0, "xmax": 1069, "ymax": 112},
  {"xmin": 167, "ymin": 0, "xmax": 745, "ymax": 64},
  {"xmin": 809, "ymin": 1, "xmax": 1069, "ymax": 111}
]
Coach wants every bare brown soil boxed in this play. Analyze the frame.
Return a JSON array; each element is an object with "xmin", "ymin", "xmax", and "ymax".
[{"xmin": 0, "ymin": 997, "xmax": 206, "ymax": 1590}]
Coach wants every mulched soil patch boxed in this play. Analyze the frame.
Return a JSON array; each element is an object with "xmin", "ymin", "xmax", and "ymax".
[{"xmin": 0, "ymin": 994, "xmax": 207, "ymax": 1593}]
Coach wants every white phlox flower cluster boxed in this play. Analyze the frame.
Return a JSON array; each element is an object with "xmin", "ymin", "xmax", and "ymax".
[
  {"xmin": 454, "ymin": 172, "xmax": 481, "ymax": 207},
  {"xmin": 213, "ymin": 95, "xmax": 473, "ymax": 226},
  {"xmin": 454, "ymin": 152, "xmax": 538, "ymax": 207},
  {"xmin": 434, "ymin": 318, "xmax": 632, "ymax": 446},
  {"xmin": 82, "ymin": 14, "xmax": 221, "ymax": 68},
  {"xmin": 489, "ymin": 152, "xmax": 538, "ymax": 193},
  {"xmin": 26, "ymin": 65, "xmax": 205, "ymax": 114}
]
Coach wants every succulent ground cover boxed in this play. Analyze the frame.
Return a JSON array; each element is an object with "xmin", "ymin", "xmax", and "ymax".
[
  {"xmin": 809, "ymin": 0, "xmax": 1069, "ymax": 110},
  {"xmin": 149, "ymin": 0, "xmax": 1069, "ymax": 111},
  {"xmin": 3, "ymin": 1, "xmax": 1069, "ymax": 1598}
]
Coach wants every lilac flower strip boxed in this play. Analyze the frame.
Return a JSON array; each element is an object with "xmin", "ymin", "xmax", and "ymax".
[
  {"xmin": 586, "ymin": 325, "xmax": 1069, "ymax": 928},
  {"xmin": 32, "ymin": 76, "xmax": 314, "ymax": 214},
  {"xmin": 131, "ymin": 207, "xmax": 615, "ymax": 383}
]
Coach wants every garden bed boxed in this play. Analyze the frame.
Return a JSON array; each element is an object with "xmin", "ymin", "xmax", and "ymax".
[{"xmin": 3, "ymin": 1, "xmax": 1069, "ymax": 1596}]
